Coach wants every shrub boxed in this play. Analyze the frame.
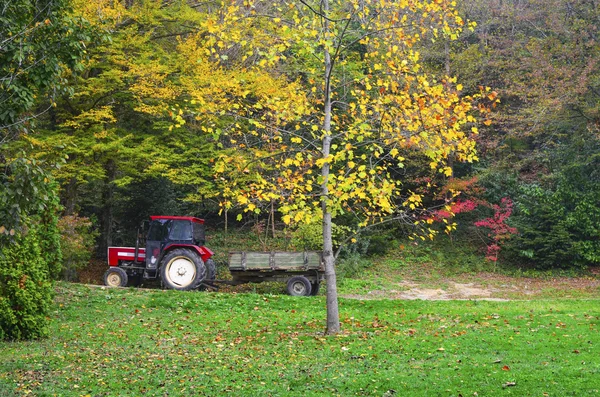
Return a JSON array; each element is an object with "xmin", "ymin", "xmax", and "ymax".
[
  {"xmin": 57, "ymin": 215, "xmax": 98, "ymax": 281},
  {"xmin": 474, "ymin": 197, "xmax": 518, "ymax": 262},
  {"xmin": 39, "ymin": 188, "xmax": 63, "ymax": 279},
  {"xmin": 289, "ymin": 222, "xmax": 350, "ymax": 251},
  {"xmin": 336, "ymin": 253, "xmax": 374, "ymax": 279},
  {"xmin": 0, "ymin": 225, "xmax": 54, "ymax": 340},
  {"xmin": 488, "ymin": 132, "xmax": 600, "ymax": 270},
  {"xmin": 507, "ymin": 166, "xmax": 600, "ymax": 269},
  {"xmin": 364, "ymin": 232, "xmax": 396, "ymax": 256},
  {"xmin": 290, "ymin": 222, "xmax": 323, "ymax": 250},
  {"xmin": 0, "ymin": 160, "xmax": 62, "ymax": 340}
]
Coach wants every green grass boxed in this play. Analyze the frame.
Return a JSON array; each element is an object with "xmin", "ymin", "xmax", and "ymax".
[{"xmin": 1, "ymin": 283, "xmax": 599, "ymax": 396}]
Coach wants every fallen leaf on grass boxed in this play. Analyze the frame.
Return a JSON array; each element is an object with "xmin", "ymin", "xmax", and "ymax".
[
  {"xmin": 502, "ymin": 382, "xmax": 516, "ymax": 388},
  {"xmin": 502, "ymin": 365, "xmax": 510, "ymax": 371}
]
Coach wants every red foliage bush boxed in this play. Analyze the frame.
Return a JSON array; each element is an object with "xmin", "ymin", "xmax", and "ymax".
[{"xmin": 474, "ymin": 198, "xmax": 518, "ymax": 262}]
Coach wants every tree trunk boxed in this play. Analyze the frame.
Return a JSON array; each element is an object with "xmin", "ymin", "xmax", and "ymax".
[
  {"xmin": 445, "ymin": 39, "xmax": 451, "ymax": 76},
  {"xmin": 321, "ymin": 0, "xmax": 340, "ymax": 335},
  {"xmin": 99, "ymin": 159, "xmax": 116, "ymax": 258},
  {"xmin": 271, "ymin": 200, "xmax": 276, "ymax": 239},
  {"xmin": 62, "ymin": 177, "xmax": 78, "ymax": 216}
]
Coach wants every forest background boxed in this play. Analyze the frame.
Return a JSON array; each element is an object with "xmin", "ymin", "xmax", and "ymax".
[{"xmin": 1, "ymin": 0, "xmax": 599, "ymax": 339}]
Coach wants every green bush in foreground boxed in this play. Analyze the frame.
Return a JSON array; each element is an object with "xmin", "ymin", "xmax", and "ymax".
[{"xmin": 0, "ymin": 226, "xmax": 54, "ymax": 340}]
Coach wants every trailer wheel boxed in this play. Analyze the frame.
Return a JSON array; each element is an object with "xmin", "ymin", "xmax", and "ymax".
[
  {"xmin": 287, "ymin": 276, "xmax": 312, "ymax": 296},
  {"xmin": 160, "ymin": 249, "xmax": 206, "ymax": 291},
  {"xmin": 104, "ymin": 267, "xmax": 128, "ymax": 288},
  {"xmin": 310, "ymin": 281, "xmax": 321, "ymax": 296}
]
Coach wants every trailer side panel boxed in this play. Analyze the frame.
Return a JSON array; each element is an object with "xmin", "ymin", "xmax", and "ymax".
[{"xmin": 229, "ymin": 251, "xmax": 323, "ymax": 272}]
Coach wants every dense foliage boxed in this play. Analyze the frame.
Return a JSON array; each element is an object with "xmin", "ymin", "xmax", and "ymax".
[
  {"xmin": 57, "ymin": 214, "xmax": 98, "ymax": 280},
  {"xmin": 0, "ymin": 0, "xmax": 90, "ymax": 140},
  {"xmin": 507, "ymin": 133, "xmax": 600, "ymax": 269},
  {"xmin": 430, "ymin": 0, "xmax": 600, "ymax": 268},
  {"xmin": 0, "ymin": 156, "xmax": 58, "ymax": 234}
]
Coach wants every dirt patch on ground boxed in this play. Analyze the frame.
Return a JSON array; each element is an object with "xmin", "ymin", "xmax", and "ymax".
[
  {"xmin": 389, "ymin": 280, "xmax": 505, "ymax": 300},
  {"xmin": 342, "ymin": 272, "xmax": 600, "ymax": 300},
  {"xmin": 343, "ymin": 282, "xmax": 507, "ymax": 301}
]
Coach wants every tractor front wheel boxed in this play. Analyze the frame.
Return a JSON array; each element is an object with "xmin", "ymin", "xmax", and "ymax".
[
  {"xmin": 160, "ymin": 249, "xmax": 206, "ymax": 291},
  {"xmin": 104, "ymin": 267, "xmax": 128, "ymax": 287}
]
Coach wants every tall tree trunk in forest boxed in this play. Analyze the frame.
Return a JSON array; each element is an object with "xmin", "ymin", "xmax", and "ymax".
[
  {"xmin": 445, "ymin": 39, "xmax": 451, "ymax": 76},
  {"xmin": 99, "ymin": 159, "xmax": 116, "ymax": 258},
  {"xmin": 63, "ymin": 177, "xmax": 78, "ymax": 215}
]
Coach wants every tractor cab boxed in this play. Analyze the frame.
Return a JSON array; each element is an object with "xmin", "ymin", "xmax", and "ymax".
[
  {"xmin": 143, "ymin": 216, "xmax": 208, "ymax": 278},
  {"xmin": 105, "ymin": 216, "xmax": 214, "ymax": 290},
  {"xmin": 147, "ymin": 216, "xmax": 206, "ymax": 247}
]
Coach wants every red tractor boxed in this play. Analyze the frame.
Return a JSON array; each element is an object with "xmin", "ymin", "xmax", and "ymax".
[{"xmin": 104, "ymin": 216, "xmax": 215, "ymax": 290}]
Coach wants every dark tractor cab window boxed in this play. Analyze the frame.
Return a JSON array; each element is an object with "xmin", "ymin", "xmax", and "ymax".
[
  {"xmin": 147, "ymin": 219, "xmax": 171, "ymax": 242},
  {"xmin": 169, "ymin": 220, "xmax": 193, "ymax": 241}
]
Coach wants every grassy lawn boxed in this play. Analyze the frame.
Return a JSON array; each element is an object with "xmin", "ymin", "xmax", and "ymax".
[{"xmin": 1, "ymin": 283, "xmax": 599, "ymax": 396}]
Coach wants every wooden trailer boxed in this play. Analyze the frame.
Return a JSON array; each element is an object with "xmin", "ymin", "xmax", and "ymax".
[{"xmin": 228, "ymin": 251, "xmax": 324, "ymax": 296}]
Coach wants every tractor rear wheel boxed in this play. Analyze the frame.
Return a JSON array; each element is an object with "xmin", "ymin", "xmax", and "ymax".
[
  {"xmin": 160, "ymin": 249, "xmax": 206, "ymax": 291},
  {"xmin": 104, "ymin": 267, "xmax": 128, "ymax": 287}
]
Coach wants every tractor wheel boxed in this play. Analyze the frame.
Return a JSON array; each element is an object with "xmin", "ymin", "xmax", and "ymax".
[
  {"xmin": 286, "ymin": 276, "xmax": 312, "ymax": 297},
  {"xmin": 310, "ymin": 281, "xmax": 321, "ymax": 296},
  {"xmin": 205, "ymin": 259, "xmax": 216, "ymax": 281},
  {"xmin": 160, "ymin": 249, "xmax": 206, "ymax": 291},
  {"xmin": 104, "ymin": 267, "xmax": 128, "ymax": 288}
]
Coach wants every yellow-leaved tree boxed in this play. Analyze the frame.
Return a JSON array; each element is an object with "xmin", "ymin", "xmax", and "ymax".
[{"xmin": 167, "ymin": 0, "xmax": 489, "ymax": 334}]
